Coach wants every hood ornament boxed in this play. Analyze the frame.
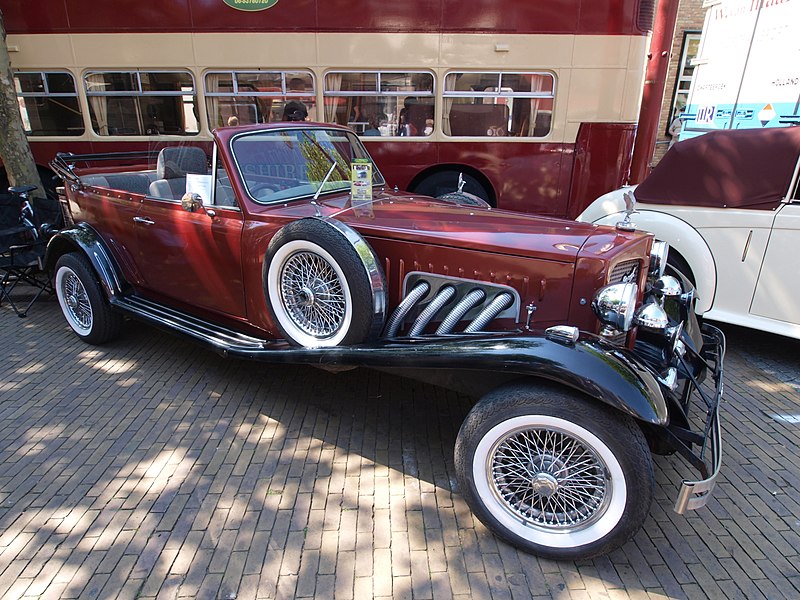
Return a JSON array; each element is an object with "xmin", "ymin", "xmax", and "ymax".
[{"xmin": 616, "ymin": 191, "xmax": 638, "ymax": 231}]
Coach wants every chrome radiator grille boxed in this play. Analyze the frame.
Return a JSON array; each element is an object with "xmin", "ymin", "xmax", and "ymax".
[{"xmin": 609, "ymin": 260, "xmax": 640, "ymax": 285}]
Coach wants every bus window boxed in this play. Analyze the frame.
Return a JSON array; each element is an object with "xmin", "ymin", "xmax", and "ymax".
[
  {"xmin": 84, "ymin": 71, "xmax": 198, "ymax": 136},
  {"xmin": 443, "ymin": 72, "xmax": 554, "ymax": 137},
  {"xmin": 323, "ymin": 71, "xmax": 434, "ymax": 137},
  {"xmin": 14, "ymin": 72, "xmax": 84, "ymax": 136},
  {"xmin": 204, "ymin": 70, "xmax": 317, "ymax": 128}
]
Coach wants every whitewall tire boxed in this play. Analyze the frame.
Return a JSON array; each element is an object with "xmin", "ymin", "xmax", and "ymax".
[
  {"xmin": 455, "ymin": 382, "xmax": 654, "ymax": 559},
  {"xmin": 54, "ymin": 253, "xmax": 122, "ymax": 344}
]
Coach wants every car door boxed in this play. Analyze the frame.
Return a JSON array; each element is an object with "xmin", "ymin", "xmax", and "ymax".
[
  {"xmin": 750, "ymin": 200, "xmax": 800, "ymax": 325},
  {"xmin": 75, "ymin": 183, "xmax": 146, "ymax": 287},
  {"xmin": 134, "ymin": 150, "xmax": 246, "ymax": 318}
]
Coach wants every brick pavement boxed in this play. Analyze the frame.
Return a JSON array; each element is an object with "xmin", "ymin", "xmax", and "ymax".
[{"xmin": 1, "ymin": 294, "xmax": 799, "ymax": 599}]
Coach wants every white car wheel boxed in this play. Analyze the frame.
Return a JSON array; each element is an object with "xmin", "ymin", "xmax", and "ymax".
[
  {"xmin": 455, "ymin": 382, "xmax": 654, "ymax": 559},
  {"xmin": 473, "ymin": 415, "xmax": 626, "ymax": 548},
  {"xmin": 54, "ymin": 253, "xmax": 122, "ymax": 344}
]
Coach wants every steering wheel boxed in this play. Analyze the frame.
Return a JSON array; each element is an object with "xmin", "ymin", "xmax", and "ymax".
[{"xmin": 248, "ymin": 182, "xmax": 278, "ymax": 200}]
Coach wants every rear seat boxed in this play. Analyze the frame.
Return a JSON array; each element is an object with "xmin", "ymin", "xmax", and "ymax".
[{"xmin": 81, "ymin": 172, "xmax": 155, "ymax": 195}]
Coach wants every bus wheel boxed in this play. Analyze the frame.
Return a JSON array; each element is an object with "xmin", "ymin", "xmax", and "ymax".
[
  {"xmin": 413, "ymin": 171, "xmax": 493, "ymax": 205},
  {"xmin": 454, "ymin": 382, "xmax": 654, "ymax": 560},
  {"xmin": 264, "ymin": 219, "xmax": 385, "ymax": 348}
]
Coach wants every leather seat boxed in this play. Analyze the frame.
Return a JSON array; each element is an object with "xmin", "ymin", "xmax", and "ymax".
[{"xmin": 148, "ymin": 147, "xmax": 208, "ymax": 200}]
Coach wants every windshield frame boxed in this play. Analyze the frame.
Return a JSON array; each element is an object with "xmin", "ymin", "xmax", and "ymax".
[{"xmin": 229, "ymin": 126, "xmax": 386, "ymax": 205}]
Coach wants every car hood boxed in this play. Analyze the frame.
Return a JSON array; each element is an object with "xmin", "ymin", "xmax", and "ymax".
[{"xmin": 312, "ymin": 191, "xmax": 623, "ymax": 263}]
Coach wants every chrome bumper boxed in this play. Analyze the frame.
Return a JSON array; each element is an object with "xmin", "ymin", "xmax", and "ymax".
[{"xmin": 673, "ymin": 324, "xmax": 725, "ymax": 514}]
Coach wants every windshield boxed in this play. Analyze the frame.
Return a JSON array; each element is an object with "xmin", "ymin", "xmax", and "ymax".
[{"xmin": 231, "ymin": 128, "xmax": 385, "ymax": 204}]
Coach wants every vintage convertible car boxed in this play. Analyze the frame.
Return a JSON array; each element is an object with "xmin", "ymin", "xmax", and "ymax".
[
  {"xmin": 578, "ymin": 127, "xmax": 800, "ymax": 339},
  {"xmin": 48, "ymin": 123, "xmax": 723, "ymax": 560}
]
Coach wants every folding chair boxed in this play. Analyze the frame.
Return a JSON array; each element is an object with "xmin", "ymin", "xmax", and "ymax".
[{"xmin": 0, "ymin": 186, "xmax": 55, "ymax": 317}]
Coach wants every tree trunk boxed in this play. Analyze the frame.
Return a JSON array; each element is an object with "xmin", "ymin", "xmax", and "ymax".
[{"xmin": 0, "ymin": 10, "xmax": 46, "ymax": 198}]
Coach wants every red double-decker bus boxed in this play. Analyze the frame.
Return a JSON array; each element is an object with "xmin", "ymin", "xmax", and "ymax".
[{"xmin": 2, "ymin": 0, "xmax": 656, "ymax": 217}]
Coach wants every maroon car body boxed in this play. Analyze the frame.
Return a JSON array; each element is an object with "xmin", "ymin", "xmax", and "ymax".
[{"xmin": 46, "ymin": 123, "xmax": 723, "ymax": 561}]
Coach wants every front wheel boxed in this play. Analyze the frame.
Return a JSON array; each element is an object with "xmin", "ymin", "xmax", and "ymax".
[
  {"xmin": 54, "ymin": 253, "xmax": 122, "ymax": 344},
  {"xmin": 454, "ymin": 382, "xmax": 654, "ymax": 560}
]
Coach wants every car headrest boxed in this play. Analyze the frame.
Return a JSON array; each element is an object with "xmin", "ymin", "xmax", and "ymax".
[{"xmin": 156, "ymin": 147, "xmax": 208, "ymax": 180}]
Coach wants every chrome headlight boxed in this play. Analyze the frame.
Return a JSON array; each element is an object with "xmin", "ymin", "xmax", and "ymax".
[
  {"xmin": 653, "ymin": 275, "xmax": 682, "ymax": 297},
  {"xmin": 592, "ymin": 282, "xmax": 638, "ymax": 332},
  {"xmin": 634, "ymin": 302, "xmax": 668, "ymax": 330},
  {"xmin": 648, "ymin": 241, "xmax": 669, "ymax": 280}
]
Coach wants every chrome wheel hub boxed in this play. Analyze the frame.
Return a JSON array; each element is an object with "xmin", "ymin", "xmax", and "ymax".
[
  {"xmin": 281, "ymin": 251, "xmax": 346, "ymax": 338},
  {"xmin": 531, "ymin": 473, "xmax": 559, "ymax": 498},
  {"xmin": 490, "ymin": 427, "xmax": 610, "ymax": 531}
]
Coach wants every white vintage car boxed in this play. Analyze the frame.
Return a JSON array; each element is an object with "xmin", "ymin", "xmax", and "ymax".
[{"xmin": 578, "ymin": 127, "xmax": 800, "ymax": 339}]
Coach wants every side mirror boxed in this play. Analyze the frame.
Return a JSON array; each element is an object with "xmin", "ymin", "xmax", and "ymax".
[{"xmin": 181, "ymin": 192, "xmax": 204, "ymax": 213}]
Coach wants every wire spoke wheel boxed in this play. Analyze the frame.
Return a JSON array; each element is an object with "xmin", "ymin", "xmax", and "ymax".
[
  {"xmin": 54, "ymin": 253, "xmax": 122, "ymax": 344},
  {"xmin": 265, "ymin": 219, "xmax": 385, "ymax": 348},
  {"xmin": 60, "ymin": 269, "xmax": 93, "ymax": 331},
  {"xmin": 489, "ymin": 426, "xmax": 610, "ymax": 532},
  {"xmin": 280, "ymin": 251, "xmax": 346, "ymax": 338},
  {"xmin": 456, "ymin": 383, "xmax": 654, "ymax": 559}
]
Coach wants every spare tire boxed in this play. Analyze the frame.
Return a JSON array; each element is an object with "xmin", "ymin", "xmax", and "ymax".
[{"xmin": 264, "ymin": 218, "xmax": 386, "ymax": 347}]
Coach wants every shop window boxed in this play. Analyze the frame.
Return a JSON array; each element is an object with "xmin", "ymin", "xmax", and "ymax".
[{"xmin": 667, "ymin": 32, "xmax": 702, "ymax": 136}]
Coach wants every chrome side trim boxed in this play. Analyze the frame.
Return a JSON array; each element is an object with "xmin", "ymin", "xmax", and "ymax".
[
  {"xmin": 435, "ymin": 288, "xmax": 486, "ymax": 334},
  {"xmin": 402, "ymin": 272, "xmax": 520, "ymax": 322}
]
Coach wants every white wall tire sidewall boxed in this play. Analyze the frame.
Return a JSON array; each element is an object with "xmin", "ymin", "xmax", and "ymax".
[
  {"xmin": 267, "ymin": 240, "xmax": 354, "ymax": 348},
  {"xmin": 55, "ymin": 264, "xmax": 93, "ymax": 337},
  {"xmin": 472, "ymin": 414, "xmax": 627, "ymax": 550}
]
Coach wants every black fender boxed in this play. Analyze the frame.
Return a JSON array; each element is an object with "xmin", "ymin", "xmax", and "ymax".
[
  {"xmin": 220, "ymin": 333, "xmax": 669, "ymax": 425},
  {"xmin": 45, "ymin": 223, "xmax": 127, "ymax": 300}
]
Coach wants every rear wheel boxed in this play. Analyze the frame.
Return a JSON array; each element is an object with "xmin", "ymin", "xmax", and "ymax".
[
  {"xmin": 455, "ymin": 382, "xmax": 654, "ymax": 559},
  {"xmin": 54, "ymin": 253, "xmax": 122, "ymax": 344}
]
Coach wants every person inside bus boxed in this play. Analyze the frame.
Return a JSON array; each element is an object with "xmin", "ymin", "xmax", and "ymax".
[
  {"xmin": 288, "ymin": 77, "xmax": 317, "ymax": 121},
  {"xmin": 227, "ymin": 115, "xmax": 240, "ymax": 127},
  {"xmin": 399, "ymin": 98, "xmax": 417, "ymax": 136},
  {"xmin": 362, "ymin": 112, "xmax": 386, "ymax": 136},
  {"xmin": 282, "ymin": 101, "xmax": 308, "ymax": 122}
]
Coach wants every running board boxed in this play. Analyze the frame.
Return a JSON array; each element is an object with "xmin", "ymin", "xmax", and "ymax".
[{"xmin": 111, "ymin": 295, "xmax": 271, "ymax": 352}]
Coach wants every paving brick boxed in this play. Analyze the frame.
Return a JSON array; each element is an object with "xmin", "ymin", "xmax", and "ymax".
[{"xmin": 3, "ymin": 306, "xmax": 800, "ymax": 599}]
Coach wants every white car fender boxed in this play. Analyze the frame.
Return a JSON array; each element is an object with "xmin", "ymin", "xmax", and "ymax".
[
  {"xmin": 593, "ymin": 212, "xmax": 716, "ymax": 314},
  {"xmin": 578, "ymin": 190, "xmax": 717, "ymax": 314}
]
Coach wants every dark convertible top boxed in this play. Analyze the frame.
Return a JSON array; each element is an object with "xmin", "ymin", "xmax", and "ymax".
[{"xmin": 636, "ymin": 127, "xmax": 800, "ymax": 210}]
